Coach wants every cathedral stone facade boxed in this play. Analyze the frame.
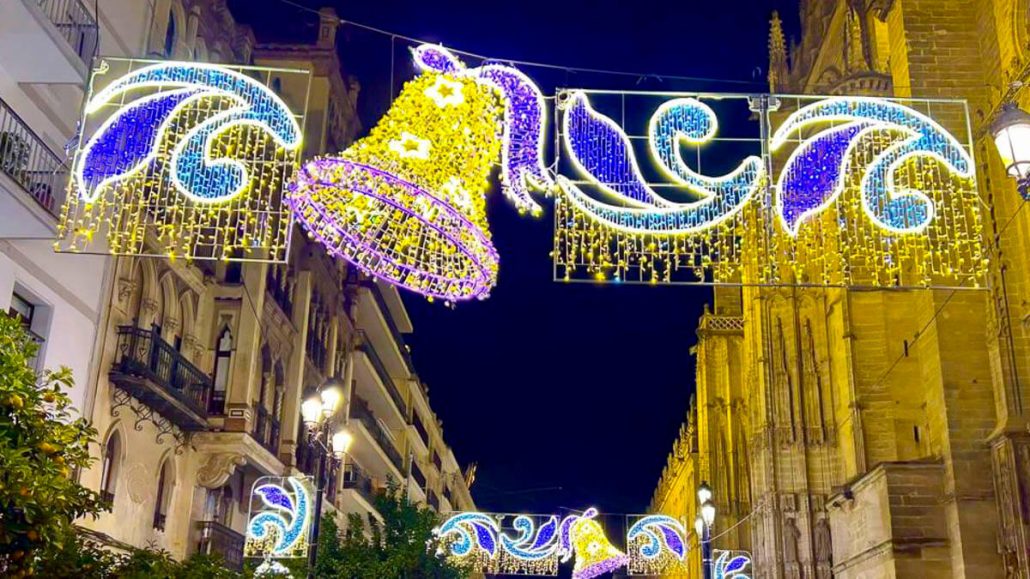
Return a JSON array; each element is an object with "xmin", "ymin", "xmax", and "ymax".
[{"xmin": 652, "ymin": 1, "xmax": 1030, "ymax": 577}]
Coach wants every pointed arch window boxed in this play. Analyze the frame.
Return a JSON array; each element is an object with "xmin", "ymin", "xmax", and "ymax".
[
  {"xmin": 210, "ymin": 327, "xmax": 233, "ymax": 414},
  {"xmin": 100, "ymin": 432, "xmax": 122, "ymax": 504},
  {"xmin": 153, "ymin": 458, "xmax": 173, "ymax": 531},
  {"xmin": 163, "ymin": 7, "xmax": 177, "ymax": 57}
]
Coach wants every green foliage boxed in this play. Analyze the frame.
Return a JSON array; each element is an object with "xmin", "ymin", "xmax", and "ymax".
[
  {"xmin": 312, "ymin": 483, "xmax": 469, "ymax": 579},
  {"xmin": 35, "ymin": 526, "xmax": 242, "ymax": 578},
  {"xmin": 0, "ymin": 314, "xmax": 108, "ymax": 576}
]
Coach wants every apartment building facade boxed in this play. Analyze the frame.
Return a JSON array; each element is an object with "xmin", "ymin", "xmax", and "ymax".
[{"xmin": 0, "ymin": 0, "xmax": 476, "ymax": 571}]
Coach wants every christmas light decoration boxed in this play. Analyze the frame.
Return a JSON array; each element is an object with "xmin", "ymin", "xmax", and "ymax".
[
  {"xmin": 554, "ymin": 91, "xmax": 985, "ymax": 288},
  {"xmin": 288, "ymin": 44, "xmax": 552, "ymax": 302},
  {"xmin": 434, "ymin": 512, "xmax": 561, "ymax": 575},
  {"xmin": 626, "ymin": 515, "xmax": 689, "ymax": 575},
  {"xmin": 771, "ymin": 97, "xmax": 974, "ymax": 235},
  {"xmin": 559, "ymin": 508, "xmax": 629, "ymax": 579},
  {"xmin": 56, "ymin": 58, "xmax": 306, "ymax": 262},
  {"xmin": 245, "ymin": 476, "xmax": 313, "ymax": 559},
  {"xmin": 713, "ymin": 549, "xmax": 752, "ymax": 579}
]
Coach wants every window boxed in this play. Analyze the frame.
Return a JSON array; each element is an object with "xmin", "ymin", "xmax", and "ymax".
[
  {"xmin": 9, "ymin": 293, "xmax": 33, "ymax": 326},
  {"xmin": 9, "ymin": 293, "xmax": 42, "ymax": 367},
  {"xmin": 210, "ymin": 327, "xmax": 232, "ymax": 414},
  {"xmin": 153, "ymin": 459, "xmax": 173, "ymax": 531},
  {"xmin": 100, "ymin": 432, "xmax": 122, "ymax": 504},
  {"xmin": 163, "ymin": 8, "xmax": 177, "ymax": 57}
]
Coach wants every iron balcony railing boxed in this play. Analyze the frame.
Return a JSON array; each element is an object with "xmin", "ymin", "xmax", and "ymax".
[
  {"xmin": 357, "ymin": 331, "xmax": 408, "ymax": 417},
  {"xmin": 112, "ymin": 325, "xmax": 212, "ymax": 423},
  {"xmin": 196, "ymin": 521, "xmax": 244, "ymax": 572},
  {"xmin": 350, "ymin": 403, "xmax": 404, "ymax": 474},
  {"xmin": 37, "ymin": 0, "xmax": 99, "ymax": 67},
  {"xmin": 343, "ymin": 463, "xmax": 377, "ymax": 505},
  {"xmin": 0, "ymin": 96, "xmax": 68, "ymax": 217}
]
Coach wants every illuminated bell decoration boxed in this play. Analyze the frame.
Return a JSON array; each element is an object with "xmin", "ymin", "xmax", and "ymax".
[
  {"xmin": 565, "ymin": 510, "xmax": 629, "ymax": 579},
  {"xmin": 287, "ymin": 44, "xmax": 552, "ymax": 302}
]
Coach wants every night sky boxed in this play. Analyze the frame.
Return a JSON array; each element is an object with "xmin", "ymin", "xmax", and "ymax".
[{"xmin": 232, "ymin": 0, "xmax": 800, "ymax": 516}]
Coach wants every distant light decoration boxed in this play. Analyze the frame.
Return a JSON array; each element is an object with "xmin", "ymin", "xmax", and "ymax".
[
  {"xmin": 626, "ymin": 515, "xmax": 689, "ymax": 575},
  {"xmin": 435, "ymin": 508, "xmax": 629, "ymax": 578},
  {"xmin": 245, "ymin": 476, "xmax": 313, "ymax": 559},
  {"xmin": 560, "ymin": 508, "xmax": 629, "ymax": 579},
  {"xmin": 287, "ymin": 44, "xmax": 552, "ymax": 302},
  {"xmin": 554, "ymin": 91, "xmax": 985, "ymax": 289},
  {"xmin": 56, "ymin": 58, "xmax": 306, "ymax": 262},
  {"xmin": 713, "ymin": 549, "xmax": 752, "ymax": 579}
]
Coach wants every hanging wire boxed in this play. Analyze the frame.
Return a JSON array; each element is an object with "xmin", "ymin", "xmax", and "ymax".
[{"xmin": 274, "ymin": 0, "xmax": 764, "ymax": 87}]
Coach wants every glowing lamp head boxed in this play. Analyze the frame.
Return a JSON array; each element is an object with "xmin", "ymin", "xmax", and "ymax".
[
  {"xmin": 992, "ymin": 103, "xmax": 1030, "ymax": 183},
  {"xmin": 331, "ymin": 429, "xmax": 353, "ymax": 458},
  {"xmin": 301, "ymin": 397, "xmax": 323, "ymax": 427},
  {"xmin": 320, "ymin": 385, "xmax": 343, "ymax": 416},
  {"xmin": 701, "ymin": 500, "xmax": 716, "ymax": 526},
  {"xmin": 694, "ymin": 515, "xmax": 704, "ymax": 536},
  {"xmin": 697, "ymin": 481, "xmax": 713, "ymax": 504}
]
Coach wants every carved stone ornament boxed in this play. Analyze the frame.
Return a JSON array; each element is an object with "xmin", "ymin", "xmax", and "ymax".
[
  {"xmin": 116, "ymin": 278, "xmax": 137, "ymax": 304},
  {"xmin": 141, "ymin": 298, "xmax": 159, "ymax": 319},
  {"xmin": 196, "ymin": 453, "xmax": 246, "ymax": 489}
]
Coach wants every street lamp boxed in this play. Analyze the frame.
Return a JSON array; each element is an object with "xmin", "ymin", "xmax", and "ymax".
[
  {"xmin": 303, "ymin": 379, "xmax": 350, "ymax": 576},
  {"xmin": 696, "ymin": 482, "xmax": 716, "ymax": 579},
  {"xmin": 991, "ymin": 102, "xmax": 1030, "ymax": 198}
]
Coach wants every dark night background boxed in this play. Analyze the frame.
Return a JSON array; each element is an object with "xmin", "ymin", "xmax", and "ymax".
[{"xmin": 232, "ymin": 0, "xmax": 800, "ymax": 516}]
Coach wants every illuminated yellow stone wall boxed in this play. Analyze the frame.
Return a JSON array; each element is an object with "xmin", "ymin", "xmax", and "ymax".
[{"xmin": 653, "ymin": 1, "xmax": 1030, "ymax": 577}]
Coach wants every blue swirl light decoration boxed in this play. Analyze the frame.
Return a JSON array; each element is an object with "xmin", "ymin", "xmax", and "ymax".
[
  {"xmin": 501, "ymin": 515, "xmax": 560, "ymax": 560},
  {"xmin": 771, "ymin": 97, "xmax": 973, "ymax": 235},
  {"xmin": 434, "ymin": 512, "xmax": 501, "ymax": 560},
  {"xmin": 714, "ymin": 549, "xmax": 752, "ymax": 579},
  {"xmin": 244, "ymin": 476, "xmax": 312, "ymax": 559},
  {"xmin": 74, "ymin": 62, "xmax": 302, "ymax": 204},
  {"xmin": 557, "ymin": 91, "xmax": 764, "ymax": 234}
]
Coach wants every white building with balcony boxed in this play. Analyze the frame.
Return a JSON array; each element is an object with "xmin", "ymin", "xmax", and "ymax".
[{"xmin": 0, "ymin": 0, "xmax": 159, "ymax": 413}]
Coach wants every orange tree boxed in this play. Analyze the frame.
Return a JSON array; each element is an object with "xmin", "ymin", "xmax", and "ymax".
[{"xmin": 0, "ymin": 314, "xmax": 107, "ymax": 576}]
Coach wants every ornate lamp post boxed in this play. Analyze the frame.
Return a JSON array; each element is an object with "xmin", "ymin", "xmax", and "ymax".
[
  {"xmin": 991, "ymin": 102, "xmax": 1030, "ymax": 198},
  {"xmin": 694, "ymin": 481, "xmax": 716, "ymax": 579},
  {"xmin": 301, "ymin": 380, "xmax": 352, "ymax": 576}
]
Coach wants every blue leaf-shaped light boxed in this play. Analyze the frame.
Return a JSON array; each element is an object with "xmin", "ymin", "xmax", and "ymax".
[
  {"xmin": 563, "ymin": 92, "xmax": 671, "ymax": 208},
  {"xmin": 77, "ymin": 88, "xmax": 200, "ymax": 202},
  {"xmin": 724, "ymin": 555, "xmax": 749, "ymax": 573},
  {"xmin": 255, "ymin": 483, "xmax": 294, "ymax": 512},
  {"xmin": 776, "ymin": 121, "xmax": 872, "ymax": 234},
  {"xmin": 530, "ymin": 517, "xmax": 558, "ymax": 551}
]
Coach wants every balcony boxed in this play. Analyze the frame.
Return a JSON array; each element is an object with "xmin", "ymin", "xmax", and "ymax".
[
  {"xmin": 428, "ymin": 490, "xmax": 440, "ymax": 512},
  {"xmin": 342, "ymin": 463, "xmax": 378, "ymax": 506},
  {"xmin": 0, "ymin": 0, "xmax": 98, "ymax": 83},
  {"xmin": 109, "ymin": 325, "xmax": 212, "ymax": 431},
  {"xmin": 0, "ymin": 96, "xmax": 69, "ymax": 238},
  {"xmin": 196, "ymin": 521, "xmax": 244, "ymax": 572},
  {"xmin": 350, "ymin": 402, "xmax": 404, "ymax": 477},
  {"xmin": 358, "ymin": 283, "xmax": 416, "ymax": 377},
  {"xmin": 410, "ymin": 461, "xmax": 427, "ymax": 492},
  {"xmin": 356, "ymin": 332, "xmax": 408, "ymax": 420}
]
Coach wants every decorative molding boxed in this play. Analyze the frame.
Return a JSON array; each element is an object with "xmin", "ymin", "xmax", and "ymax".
[{"xmin": 197, "ymin": 452, "xmax": 247, "ymax": 488}]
